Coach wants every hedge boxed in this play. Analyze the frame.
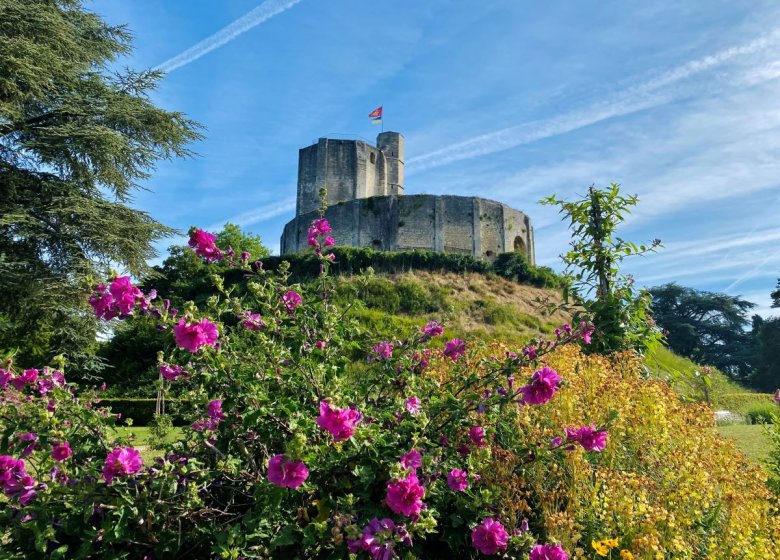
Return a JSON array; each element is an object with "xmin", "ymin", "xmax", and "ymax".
[
  {"xmin": 99, "ymin": 398, "xmax": 190, "ymax": 426},
  {"xmin": 250, "ymin": 247, "xmax": 564, "ymax": 288},
  {"xmin": 712, "ymin": 392, "xmax": 774, "ymax": 414}
]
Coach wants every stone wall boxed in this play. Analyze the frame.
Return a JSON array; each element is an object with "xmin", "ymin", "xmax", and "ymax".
[
  {"xmin": 295, "ymin": 133, "xmax": 404, "ymax": 216},
  {"xmin": 281, "ymin": 194, "xmax": 535, "ymax": 265}
]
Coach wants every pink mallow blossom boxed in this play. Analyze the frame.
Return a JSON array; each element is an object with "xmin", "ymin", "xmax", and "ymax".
[
  {"xmin": 386, "ymin": 472, "xmax": 425, "ymax": 517},
  {"xmin": 471, "ymin": 518, "xmax": 509, "ymax": 555},
  {"xmin": 469, "ymin": 426, "xmax": 487, "ymax": 448},
  {"xmin": 519, "ymin": 366, "xmax": 561, "ymax": 405},
  {"xmin": 173, "ymin": 318, "xmax": 219, "ymax": 352},
  {"xmin": 109, "ymin": 276, "xmax": 143, "ymax": 316},
  {"xmin": 372, "ymin": 341, "xmax": 394, "ymax": 360},
  {"xmin": 240, "ymin": 311, "xmax": 266, "ymax": 331},
  {"xmin": 281, "ymin": 291, "xmax": 302, "ymax": 313},
  {"xmin": 405, "ymin": 396, "xmax": 421, "ymax": 415},
  {"xmin": 565, "ymin": 425, "xmax": 608, "ymax": 452},
  {"xmin": 447, "ymin": 469, "xmax": 469, "ymax": 491},
  {"xmin": 316, "ymin": 400, "xmax": 362, "ymax": 441},
  {"xmin": 400, "ymin": 449, "xmax": 423, "ymax": 470},
  {"xmin": 12, "ymin": 368, "xmax": 38, "ymax": 390},
  {"xmin": 420, "ymin": 321, "xmax": 444, "ymax": 338},
  {"xmin": 160, "ymin": 364, "xmax": 187, "ymax": 382},
  {"xmin": 0, "ymin": 455, "xmax": 36, "ymax": 504},
  {"xmin": 529, "ymin": 543, "xmax": 570, "ymax": 560},
  {"xmin": 51, "ymin": 442, "xmax": 72, "ymax": 462},
  {"xmin": 89, "ymin": 276, "xmax": 149, "ymax": 320},
  {"xmin": 347, "ymin": 518, "xmax": 412, "ymax": 560},
  {"xmin": 188, "ymin": 228, "xmax": 223, "ymax": 262},
  {"xmin": 442, "ymin": 338, "xmax": 466, "ymax": 361},
  {"xmin": 267, "ymin": 454, "xmax": 309, "ymax": 489},
  {"xmin": 102, "ymin": 447, "xmax": 143, "ymax": 484}
]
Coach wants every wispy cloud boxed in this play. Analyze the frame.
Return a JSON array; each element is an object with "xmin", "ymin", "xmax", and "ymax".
[
  {"xmin": 207, "ymin": 198, "xmax": 296, "ymax": 231},
  {"xmin": 407, "ymin": 32, "xmax": 780, "ymax": 173},
  {"xmin": 155, "ymin": 0, "xmax": 303, "ymax": 73}
]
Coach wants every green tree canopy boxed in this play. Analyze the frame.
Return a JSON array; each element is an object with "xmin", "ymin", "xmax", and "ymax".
[
  {"xmin": 751, "ymin": 315, "xmax": 780, "ymax": 392},
  {"xmin": 649, "ymin": 283, "xmax": 755, "ymax": 379},
  {"xmin": 0, "ymin": 0, "xmax": 202, "ymax": 372},
  {"xmin": 541, "ymin": 184, "xmax": 662, "ymax": 354}
]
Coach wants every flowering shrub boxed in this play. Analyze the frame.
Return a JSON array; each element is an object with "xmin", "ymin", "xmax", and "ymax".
[{"xmin": 0, "ymin": 217, "xmax": 777, "ymax": 558}]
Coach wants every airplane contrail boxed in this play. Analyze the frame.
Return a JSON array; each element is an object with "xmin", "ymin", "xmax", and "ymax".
[
  {"xmin": 156, "ymin": 0, "xmax": 303, "ymax": 73},
  {"xmin": 407, "ymin": 31, "xmax": 780, "ymax": 173},
  {"xmin": 208, "ymin": 198, "xmax": 296, "ymax": 231}
]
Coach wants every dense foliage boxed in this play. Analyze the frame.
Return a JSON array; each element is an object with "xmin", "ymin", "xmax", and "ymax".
[
  {"xmin": 750, "ymin": 316, "xmax": 780, "ymax": 392},
  {"xmin": 259, "ymin": 247, "xmax": 562, "ymax": 289},
  {"xmin": 649, "ymin": 283, "xmax": 755, "ymax": 378},
  {"xmin": 541, "ymin": 184, "xmax": 662, "ymax": 354},
  {"xmin": 0, "ymin": 0, "xmax": 201, "ymax": 372},
  {"xmin": 1, "ymin": 220, "xmax": 779, "ymax": 558}
]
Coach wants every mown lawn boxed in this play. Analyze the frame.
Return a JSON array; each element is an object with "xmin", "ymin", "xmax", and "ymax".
[
  {"xmin": 717, "ymin": 424, "xmax": 771, "ymax": 463},
  {"xmin": 113, "ymin": 426, "xmax": 184, "ymax": 462}
]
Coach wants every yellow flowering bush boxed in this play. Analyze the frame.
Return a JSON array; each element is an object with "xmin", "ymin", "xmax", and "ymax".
[{"xmin": 427, "ymin": 344, "xmax": 780, "ymax": 559}]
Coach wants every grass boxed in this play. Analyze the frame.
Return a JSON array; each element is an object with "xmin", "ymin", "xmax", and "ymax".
[
  {"xmin": 113, "ymin": 426, "xmax": 184, "ymax": 462},
  {"xmin": 717, "ymin": 424, "xmax": 772, "ymax": 463}
]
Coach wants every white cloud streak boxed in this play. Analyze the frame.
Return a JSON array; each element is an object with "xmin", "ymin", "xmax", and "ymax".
[
  {"xmin": 155, "ymin": 0, "xmax": 303, "ymax": 73},
  {"xmin": 407, "ymin": 32, "xmax": 780, "ymax": 173},
  {"xmin": 207, "ymin": 198, "xmax": 296, "ymax": 231}
]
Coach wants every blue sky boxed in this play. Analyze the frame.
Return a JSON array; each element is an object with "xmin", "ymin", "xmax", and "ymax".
[{"xmin": 92, "ymin": 0, "xmax": 780, "ymax": 317}]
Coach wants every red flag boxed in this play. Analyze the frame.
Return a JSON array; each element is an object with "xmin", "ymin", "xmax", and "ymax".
[{"xmin": 368, "ymin": 106, "xmax": 383, "ymax": 119}]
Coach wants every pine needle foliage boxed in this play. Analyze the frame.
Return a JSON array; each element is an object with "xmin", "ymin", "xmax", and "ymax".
[{"xmin": 0, "ymin": 0, "xmax": 203, "ymax": 372}]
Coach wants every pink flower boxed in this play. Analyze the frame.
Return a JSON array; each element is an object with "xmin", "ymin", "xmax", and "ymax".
[
  {"xmin": 311, "ymin": 218, "xmax": 331, "ymax": 235},
  {"xmin": 160, "ymin": 364, "xmax": 187, "ymax": 381},
  {"xmin": 267, "ymin": 454, "xmax": 309, "ymax": 489},
  {"xmin": 323, "ymin": 236, "xmax": 335, "ymax": 247},
  {"xmin": 188, "ymin": 228, "xmax": 223, "ymax": 262},
  {"xmin": 207, "ymin": 399, "xmax": 224, "ymax": 421},
  {"xmin": 315, "ymin": 340, "xmax": 326, "ymax": 350},
  {"xmin": 471, "ymin": 518, "xmax": 509, "ymax": 555},
  {"xmin": 348, "ymin": 518, "xmax": 412, "ymax": 559},
  {"xmin": 102, "ymin": 447, "xmax": 143, "ymax": 484},
  {"xmin": 400, "ymin": 449, "xmax": 423, "ymax": 470},
  {"xmin": 316, "ymin": 400, "xmax": 362, "ymax": 442},
  {"xmin": 88, "ymin": 292, "xmax": 116, "ymax": 320},
  {"xmin": 520, "ymin": 366, "xmax": 561, "ymax": 405},
  {"xmin": 421, "ymin": 321, "xmax": 444, "ymax": 338},
  {"xmin": 12, "ymin": 369, "xmax": 38, "ymax": 390},
  {"xmin": 89, "ymin": 277, "xmax": 147, "ymax": 319},
  {"xmin": 281, "ymin": 291, "xmax": 302, "ymax": 313},
  {"xmin": 469, "ymin": 426, "xmax": 487, "ymax": 448},
  {"xmin": 0, "ymin": 455, "xmax": 37, "ymax": 504},
  {"xmin": 565, "ymin": 425, "xmax": 607, "ymax": 452},
  {"xmin": 240, "ymin": 311, "xmax": 266, "ymax": 331},
  {"xmin": 386, "ymin": 472, "xmax": 425, "ymax": 517},
  {"xmin": 529, "ymin": 543, "xmax": 569, "ymax": 560},
  {"xmin": 443, "ymin": 338, "xmax": 466, "ymax": 361},
  {"xmin": 447, "ymin": 469, "xmax": 469, "ymax": 491},
  {"xmin": 109, "ymin": 276, "xmax": 143, "ymax": 316},
  {"xmin": 372, "ymin": 341, "xmax": 394, "ymax": 360},
  {"xmin": 405, "ymin": 396, "xmax": 421, "ymax": 415},
  {"xmin": 51, "ymin": 442, "xmax": 72, "ymax": 462},
  {"xmin": 0, "ymin": 368, "xmax": 10, "ymax": 387},
  {"xmin": 173, "ymin": 318, "xmax": 219, "ymax": 352}
]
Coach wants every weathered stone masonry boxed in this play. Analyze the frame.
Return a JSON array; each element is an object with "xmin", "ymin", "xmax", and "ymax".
[{"xmin": 281, "ymin": 132, "xmax": 535, "ymax": 264}]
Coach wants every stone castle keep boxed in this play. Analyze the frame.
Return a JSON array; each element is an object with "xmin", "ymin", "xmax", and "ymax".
[{"xmin": 280, "ymin": 132, "xmax": 535, "ymax": 264}]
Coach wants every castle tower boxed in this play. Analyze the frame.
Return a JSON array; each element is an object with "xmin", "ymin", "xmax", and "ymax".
[{"xmin": 376, "ymin": 132, "xmax": 404, "ymax": 195}]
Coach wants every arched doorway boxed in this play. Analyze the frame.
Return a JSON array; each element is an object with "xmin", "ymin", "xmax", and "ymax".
[{"xmin": 513, "ymin": 236, "xmax": 526, "ymax": 256}]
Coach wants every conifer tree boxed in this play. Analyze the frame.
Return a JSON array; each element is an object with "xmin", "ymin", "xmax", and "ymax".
[{"xmin": 0, "ymin": 0, "xmax": 202, "ymax": 372}]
